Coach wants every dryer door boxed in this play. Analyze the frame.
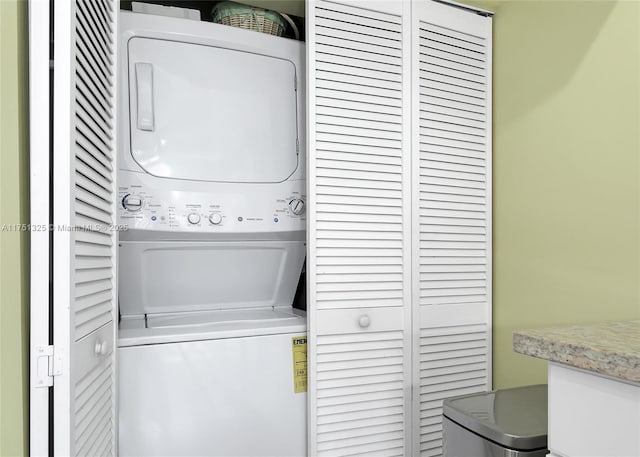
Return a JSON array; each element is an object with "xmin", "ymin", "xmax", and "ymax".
[{"xmin": 127, "ymin": 37, "xmax": 299, "ymax": 183}]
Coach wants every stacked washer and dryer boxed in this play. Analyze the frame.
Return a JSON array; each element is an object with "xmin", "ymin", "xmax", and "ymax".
[{"xmin": 116, "ymin": 10, "xmax": 307, "ymax": 457}]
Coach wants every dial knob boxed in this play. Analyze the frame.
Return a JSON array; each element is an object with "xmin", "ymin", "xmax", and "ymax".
[
  {"xmin": 209, "ymin": 213, "xmax": 222, "ymax": 225},
  {"xmin": 289, "ymin": 198, "xmax": 305, "ymax": 216},
  {"xmin": 187, "ymin": 213, "xmax": 201, "ymax": 225},
  {"xmin": 122, "ymin": 194, "xmax": 143, "ymax": 212}
]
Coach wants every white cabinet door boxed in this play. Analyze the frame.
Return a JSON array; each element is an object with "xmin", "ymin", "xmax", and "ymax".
[
  {"xmin": 307, "ymin": 1, "xmax": 412, "ymax": 455},
  {"xmin": 51, "ymin": 0, "xmax": 119, "ymax": 454},
  {"xmin": 548, "ymin": 363, "xmax": 640, "ymax": 457},
  {"xmin": 411, "ymin": 2, "xmax": 493, "ymax": 456}
]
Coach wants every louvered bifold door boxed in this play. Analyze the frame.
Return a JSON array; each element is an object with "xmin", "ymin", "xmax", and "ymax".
[
  {"xmin": 52, "ymin": 0, "xmax": 118, "ymax": 455},
  {"xmin": 307, "ymin": 1, "xmax": 412, "ymax": 455},
  {"xmin": 411, "ymin": 2, "xmax": 492, "ymax": 456}
]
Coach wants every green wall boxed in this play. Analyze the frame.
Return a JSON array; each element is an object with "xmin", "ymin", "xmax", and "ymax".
[
  {"xmin": 488, "ymin": 0, "xmax": 640, "ymax": 388},
  {"xmin": 0, "ymin": 0, "xmax": 29, "ymax": 455}
]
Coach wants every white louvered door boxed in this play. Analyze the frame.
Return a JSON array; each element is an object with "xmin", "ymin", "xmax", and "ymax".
[
  {"xmin": 52, "ymin": 0, "xmax": 118, "ymax": 455},
  {"xmin": 307, "ymin": 0, "xmax": 412, "ymax": 455},
  {"xmin": 411, "ymin": 2, "xmax": 492, "ymax": 456}
]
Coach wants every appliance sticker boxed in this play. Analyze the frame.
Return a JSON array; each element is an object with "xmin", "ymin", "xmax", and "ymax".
[{"xmin": 292, "ymin": 336, "xmax": 307, "ymax": 394}]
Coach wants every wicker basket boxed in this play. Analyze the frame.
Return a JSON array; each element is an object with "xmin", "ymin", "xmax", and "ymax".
[{"xmin": 212, "ymin": 1, "xmax": 286, "ymax": 37}]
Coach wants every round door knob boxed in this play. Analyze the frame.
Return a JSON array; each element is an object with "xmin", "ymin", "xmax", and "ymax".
[
  {"xmin": 122, "ymin": 194, "xmax": 143, "ymax": 212},
  {"xmin": 358, "ymin": 315, "xmax": 371, "ymax": 328},
  {"xmin": 187, "ymin": 213, "xmax": 201, "ymax": 225},
  {"xmin": 289, "ymin": 198, "xmax": 305, "ymax": 216},
  {"xmin": 94, "ymin": 340, "xmax": 109, "ymax": 356},
  {"xmin": 209, "ymin": 213, "xmax": 222, "ymax": 225}
]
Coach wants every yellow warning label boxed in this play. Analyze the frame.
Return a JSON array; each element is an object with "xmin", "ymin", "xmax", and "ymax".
[{"xmin": 292, "ymin": 336, "xmax": 307, "ymax": 394}]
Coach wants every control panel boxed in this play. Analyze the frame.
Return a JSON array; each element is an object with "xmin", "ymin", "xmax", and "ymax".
[{"xmin": 117, "ymin": 171, "xmax": 306, "ymax": 233}]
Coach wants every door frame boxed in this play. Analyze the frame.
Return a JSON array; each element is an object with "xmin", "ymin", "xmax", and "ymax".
[{"xmin": 29, "ymin": 0, "xmax": 52, "ymax": 455}]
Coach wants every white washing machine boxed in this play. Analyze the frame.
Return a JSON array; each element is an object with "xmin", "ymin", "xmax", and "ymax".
[{"xmin": 116, "ymin": 10, "xmax": 307, "ymax": 457}]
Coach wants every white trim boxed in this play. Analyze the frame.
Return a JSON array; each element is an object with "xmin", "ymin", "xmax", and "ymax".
[
  {"xmin": 305, "ymin": 1, "xmax": 318, "ymax": 455},
  {"xmin": 485, "ymin": 14, "xmax": 493, "ymax": 390},
  {"xmin": 52, "ymin": 0, "xmax": 74, "ymax": 453},
  {"xmin": 410, "ymin": 2, "xmax": 421, "ymax": 454},
  {"xmin": 111, "ymin": 3, "xmax": 120, "ymax": 453},
  {"xmin": 400, "ymin": 1, "xmax": 413, "ymax": 454},
  {"xmin": 28, "ymin": 1, "xmax": 51, "ymax": 455}
]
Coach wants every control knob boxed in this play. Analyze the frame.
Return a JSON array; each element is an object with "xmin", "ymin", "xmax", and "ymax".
[
  {"xmin": 122, "ymin": 194, "xmax": 143, "ymax": 212},
  {"xmin": 288, "ymin": 198, "xmax": 305, "ymax": 216},
  {"xmin": 209, "ymin": 213, "xmax": 222, "ymax": 225},
  {"xmin": 187, "ymin": 213, "xmax": 201, "ymax": 225}
]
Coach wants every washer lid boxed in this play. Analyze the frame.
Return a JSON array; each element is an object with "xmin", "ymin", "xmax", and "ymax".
[
  {"xmin": 146, "ymin": 307, "xmax": 302, "ymax": 328},
  {"xmin": 443, "ymin": 384, "xmax": 548, "ymax": 451},
  {"xmin": 118, "ymin": 240, "xmax": 306, "ymax": 317},
  {"xmin": 118, "ymin": 308, "xmax": 307, "ymax": 347}
]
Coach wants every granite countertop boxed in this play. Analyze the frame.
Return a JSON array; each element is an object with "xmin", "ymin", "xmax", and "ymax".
[{"xmin": 513, "ymin": 320, "xmax": 640, "ymax": 383}]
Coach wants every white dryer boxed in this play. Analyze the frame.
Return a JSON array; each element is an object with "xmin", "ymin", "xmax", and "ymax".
[{"xmin": 116, "ymin": 10, "xmax": 307, "ymax": 457}]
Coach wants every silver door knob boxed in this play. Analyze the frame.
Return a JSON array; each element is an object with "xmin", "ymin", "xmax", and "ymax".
[
  {"xmin": 94, "ymin": 340, "xmax": 109, "ymax": 356},
  {"xmin": 358, "ymin": 315, "xmax": 371, "ymax": 328}
]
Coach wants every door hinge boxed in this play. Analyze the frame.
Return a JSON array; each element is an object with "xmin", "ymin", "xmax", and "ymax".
[
  {"xmin": 296, "ymin": 138, "xmax": 300, "ymax": 154},
  {"xmin": 294, "ymin": 74, "xmax": 297, "ymax": 92},
  {"xmin": 34, "ymin": 345, "xmax": 62, "ymax": 388}
]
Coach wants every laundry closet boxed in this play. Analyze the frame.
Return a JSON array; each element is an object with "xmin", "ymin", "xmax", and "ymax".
[{"xmin": 29, "ymin": 1, "xmax": 492, "ymax": 456}]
